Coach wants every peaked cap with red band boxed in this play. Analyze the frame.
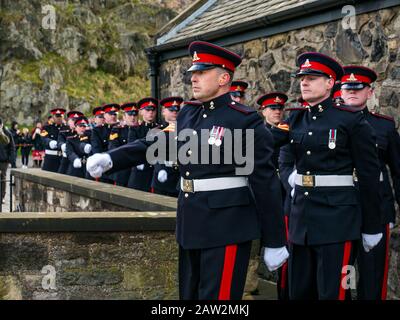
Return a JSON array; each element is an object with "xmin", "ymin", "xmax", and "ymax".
[
  {"xmin": 296, "ymin": 52, "xmax": 344, "ymax": 81},
  {"xmin": 257, "ymin": 92, "xmax": 288, "ymax": 110},
  {"xmin": 160, "ymin": 96, "xmax": 183, "ymax": 112},
  {"xmin": 121, "ymin": 102, "xmax": 138, "ymax": 112},
  {"xmin": 50, "ymin": 108, "xmax": 66, "ymax": 116},
  {"xmin": 103, "ymin": 103, "xmax": 120, "ymax": 114},
  {"xmin": 67, "ymin": 111, "xmax": 84, "ymax": 119},
  {"xmin": 188, "ymin": 41, "xmax": 242, "ymax": 72},
  {"xmin": 138, "ymin": 97, "xmax": 158, "ymax": 110},
  {"xmin": 92, "ymin": 106, "xmax": 105, "ymax": 116},
  {"xmin": 230, "ymin": 80, "xmax": 248, "ymax": 97},
  {"xmin": 341, "ymin": 66, "xmax": 377, "ymax": 90},
  {"xmin": 74, "ymin": 116, "xmax": 89, "ymax": 126}
]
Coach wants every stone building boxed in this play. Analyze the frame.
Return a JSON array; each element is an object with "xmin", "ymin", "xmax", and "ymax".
[{"xmin": 146, "ymin": 0, "xmax": 400, "ymax": 124}]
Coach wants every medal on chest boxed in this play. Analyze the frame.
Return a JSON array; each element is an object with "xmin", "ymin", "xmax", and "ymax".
[
  {"xmin": 208, "ymin": 126, "xmax": 225, "ymax": 146},
  {"xmin": 328, "ymin": 129, "xmax": 337, "ymax": 149}
]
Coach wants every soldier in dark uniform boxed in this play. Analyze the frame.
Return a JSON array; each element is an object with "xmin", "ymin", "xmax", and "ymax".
[
  {"xmin": 127, "ymin": 97, "xmax": 159, "ymax": 191},
  {"xmin": 90, "ymin": 104, "xmax": 119, "ymax": 183},
  {"xmin": 86, "ymin": 41, "xmax": 288, "ymax": 300},
  {"xmin": 41, "ymin": 108, "xmax": 68, "ymax": 172},
  {"xmin": 66, "ymin": 117, "xmax": 92, "ymax": 178},
  {"xmin": 271, "ymin": 52, "xmax": 383, "ymax": 300},
  {"xmin": 58, "ymin": 111, "xmax": 83, "ymax": 174},
  {"xmin": 257, "ymin": 92, "xmax": 287, "ymax": 168},
  {"xmin": 108, "ymin": 102, "xmax": 139, "ymax": 187},
  {"xmin": 230, "ymin": 80, "xmax": 248, "ymax": 105},
  {"xmin": 92, "ymin": 106, "xmax": 105, "ymax": 128},
  {"xmin": 340, "ymin": 66, "xmax": 400, "ymax": 300},
  {"xmin": 151, "ymin": 96, "xmax": 182, "ymax": 197}
]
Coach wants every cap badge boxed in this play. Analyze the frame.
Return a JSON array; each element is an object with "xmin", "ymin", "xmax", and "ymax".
[
  {"xmin": 236, "ymin": 86, "xmax": 242, "ymax": 91},
  {"xmin": 347, "ymin": 73, "xmax": 358, "ymax": 82},
  {"xmin": 274, "ymin": 96, "xmax": 282, "ymax": 103},
  {"xmin": 302, "ymin": 59, "xmax": 312, "ymax": 68},
  {"xmin": 172, "ymin": 100, "xmax": 178, "ymax": 106},
  {"xmin": 192, "ymin": 51, "xmax": 200, "ymax": 62}
]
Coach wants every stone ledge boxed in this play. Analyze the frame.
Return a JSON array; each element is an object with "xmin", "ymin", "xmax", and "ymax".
[
  {"xmin": 0, "ymin": 211, "xmax": 176, "ymax": 232},
  {"xmin": 11, "ymin": 169, "xmax": 177, "ymax": 212}
]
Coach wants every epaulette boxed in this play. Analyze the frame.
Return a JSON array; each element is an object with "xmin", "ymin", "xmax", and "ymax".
[
  {"xmin": 370, "ymin": 111, "xmax": 395, "ymax": 122},
  {"xmin": 80, "ymin": 136, "xmax": 89, "ymax": 141},
  {"xmin": 333, "ymin": 104, "xmax": 360, "ymax": 113},
  {"xmin": 40, "ymin": 130, "xmax": 48, "ymax": 137},
  {"xmin": 284, "ymin": 107, "xmax": 307, "ymax": 112},
  {"xmin": 227, "ymin": 101, "xmax": 255, "ymax": 115},
  {"xmin": 276, "ymin": 123, "xmax": 289, "ymax": 132},
  {"xmin": 162, "ymin": 122, "xmax": 176, "ymax": 133}
]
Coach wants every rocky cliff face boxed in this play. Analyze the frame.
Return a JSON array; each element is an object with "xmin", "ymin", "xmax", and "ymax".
[{"xmin": 0, "ymin": 0, "xmax": 194, "ymax": 125}]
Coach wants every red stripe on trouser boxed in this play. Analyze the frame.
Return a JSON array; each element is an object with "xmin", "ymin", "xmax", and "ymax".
[
  {"xmin": 280, "ymin": 216, "xmax": 289, "ymax": 289},
  {"xmin": 218, "ymin": 244, "xmax": 238, "ymax": 300},
  {"xmin": 338, "ymin": 241, "xmax": 352, "ymax": 300},
  {"xmin": 150, "ymin": 187, "xmax": 154, "ymax": 193},
  {"xmin": 381, "ymin": 224, "xmax": 390, "ymax": 300}
]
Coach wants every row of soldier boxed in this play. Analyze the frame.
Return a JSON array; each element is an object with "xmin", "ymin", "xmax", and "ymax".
[{"xmin": 39, "ymin": 40, "xmax": 400, "ymax": 300}]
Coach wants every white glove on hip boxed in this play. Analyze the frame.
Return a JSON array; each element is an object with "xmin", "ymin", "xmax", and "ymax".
[
  {"xmin": 263, "ymin": 246, "xmax": 289, "ymax": 271},
  {"xmin": 389, "ymin": 222, "xmax": 394, "ymax": 230},
  {"xmin": 73, "ymin": 158, "xmax": 82, "ymax": 168},
  {"xmin": 136, "ymin": 164, "xmax": 145, "ymax": 171},
  {"xmin": 288, "ymin": 169, "xmax": 297, "ymax": 189},
  {"xmin": 362, "ymin": 233, "xmax": 383, "ymax": 253},
  {"xmin": 61, "ymin": 143, "xmax": 66, "ymax": 153},
  {"xmin": 49, "ymin": 140, "xmax": 58, "ymax": 149},
  {"xmin": 157, "ymin": 169, "xmax": 168, "ymax": 183},
  {"xmin": 84, "ymin": 144, "xmax": 92, "ymax": 154},
  {"xmin": 86, "ymin": 153, "xmax": 113, "ymax": 178}
]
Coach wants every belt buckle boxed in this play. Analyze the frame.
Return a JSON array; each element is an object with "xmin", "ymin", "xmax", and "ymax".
[
  {"xmin": 302, "ymin": 175, "xmax": 315, "ymax": 187},
  {"xmin": 182, "ymin": 179, "xmax": 194, "ymax": 193}
]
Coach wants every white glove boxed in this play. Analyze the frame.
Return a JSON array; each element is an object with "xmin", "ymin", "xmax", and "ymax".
[
  {"xmin": 157, "ymin": 169, "xmax": 168, "ymax": 183},
  {"xmin": 35, "ymin": 128, "xmax": 41, "ymax": 134},
  {"xmin": 362, "ymin": 233, "xmax": 383, "ymax": 253},
  {"xmin": 136, "ymin": 164, "xmax": 145, "ymax": 170},
  {"xmin": 49, "ymin": 140, "xmax": 58, "ymax": 149},
  {"xmin": 263, "ymin": 246, "xmax": 289, "ymax": 271},
  {"xmin": 288, "ymin": 169, "xmax": 297, "ymax": 189},
  {"xmin": 84, "ymin": 144, "xmax": 92, "ymax": 154},
  {"xmin": 73, "ymin": 158, "xmax": 82, "ymax": 168},
  {"xmin": 86, "ymin": 153, "xmax": 113, "ymax": 178},
  {"xmin": 389, "ymin": 222, "xmax": 394, "ymax": 230},
  {"xmin": 61, "ymin": 143, "xmax": 66, "ymax": 153}
]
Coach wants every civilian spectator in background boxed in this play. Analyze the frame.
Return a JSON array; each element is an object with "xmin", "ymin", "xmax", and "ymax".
[
  {"xmin": 32, "ymin": 121, "xmax": 45, "ymax": 168},
  {"xmin": 9, "ymin": 121, "xmax": 20, "ymax": 168},
  {"xmin": 20, "ymin": 128, "xmax": 33, "ymax": 169},
  {"xmin": 0, "ymin": 118, "xmax": 15, "ymax": 204}
]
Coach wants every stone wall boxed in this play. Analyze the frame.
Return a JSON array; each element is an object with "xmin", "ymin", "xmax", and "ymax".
[
  {"xmin": 159, "ymin": 6, "xmax": 400, "ymax": 124},
  {"xmin": 0, "ymin": 212, "xmax": 177, "ymax": 300},
  {"xmin": 12, "ymin": 169, "xmax": 177, "ymax": 213}
]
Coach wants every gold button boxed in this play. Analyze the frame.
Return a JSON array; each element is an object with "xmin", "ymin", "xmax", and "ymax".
[
  {"xmin": 232, "ymin": 102, "xmax": 236, "ymax": 105},
  {"xmin": 290, "ymin": 139, "xmax": 294, "ymax": 143},
  {"xmin": 308, "ymin": 132, "xmax": 313, "ymax": 136},
  {"xmin": 193, "ymin": 131, "xmax": 197, "ymax": 135},
  {"xmin": 188, "ymin": 150, "xmax": 192, "ymax": 155},
  {"xmin": 304, "ymin": 192, "xmax": 309, "ymax": 196},
  {"xmin": 312, "ymin": 116, "xmax": 317, "ymax": 120},
  {"xmin": 203, "ymin": 114, "xmax": 207, "ymax": 118},
  {"xmin": 184, "ymin": 193, "xmax": 189, "ymax": 198},
  {"xmin": 185, "ymin": 171, "xmax": 190, "ymax": 176},
  {"xmin": 306, "ymin": 171, "xmax": 310, "ymax": 175},
  {"xmin": 307, "ymin": 151, "xmax": 311, "ymax": 155}
]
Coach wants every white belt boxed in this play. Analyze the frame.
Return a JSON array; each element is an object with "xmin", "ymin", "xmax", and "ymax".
[
  {"xmin": 181, "ymin": 177, "xmax": 248, "ymax": 193},
  {"xmin": 295, "ymin": 174, "xmax": 354, "ymax": 187},
  {"xmin": 45, "ymin": 150, "xmax": 59, "ymax": 156}
]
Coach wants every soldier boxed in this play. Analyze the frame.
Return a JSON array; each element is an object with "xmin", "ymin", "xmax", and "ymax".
[
  {"xmin": 257, "ymin": 92, "xmax": 287, "ymax": 169},
  {"xmin": 230, "ymin": 80, "xmax": 248, "ymax": 104},
  {"xmin": 87, "ymin": 41, "xmax": 288, "ymax": 300},
  {"xmin": 66, "ymin": 117, "xmax": 92, "ymax": 178},
  {"xmin": 108, "ymin": 102, "xmax": 139, "ymax": 187},
  {"xmin": 92, "ymin": 106, "xmax": 105, "ymax": 128},
  {"xmin": 341, "ymin": 65, "xmax": 400, "ymax": 300},
  {"xmin": 151, "ymin": 97, "xmax": 182, "ymax": 197},
  {"xmin": 91, "ymin": 103, "xmax": 119, "ymax": 183},
  {"xmin": 41, "ymin": 108, "xmax": 68, "ymax": 172},
  {"xmin": 127, "ymin": 97, "xmax": 159, "ymax": 191},
  {"xmin": 58, "ymin": 111, "xmax": 83, "ymax": 174},
  {"xmin": 271, "ymin": 52, "xmax": 383, "ymax": 300}
]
